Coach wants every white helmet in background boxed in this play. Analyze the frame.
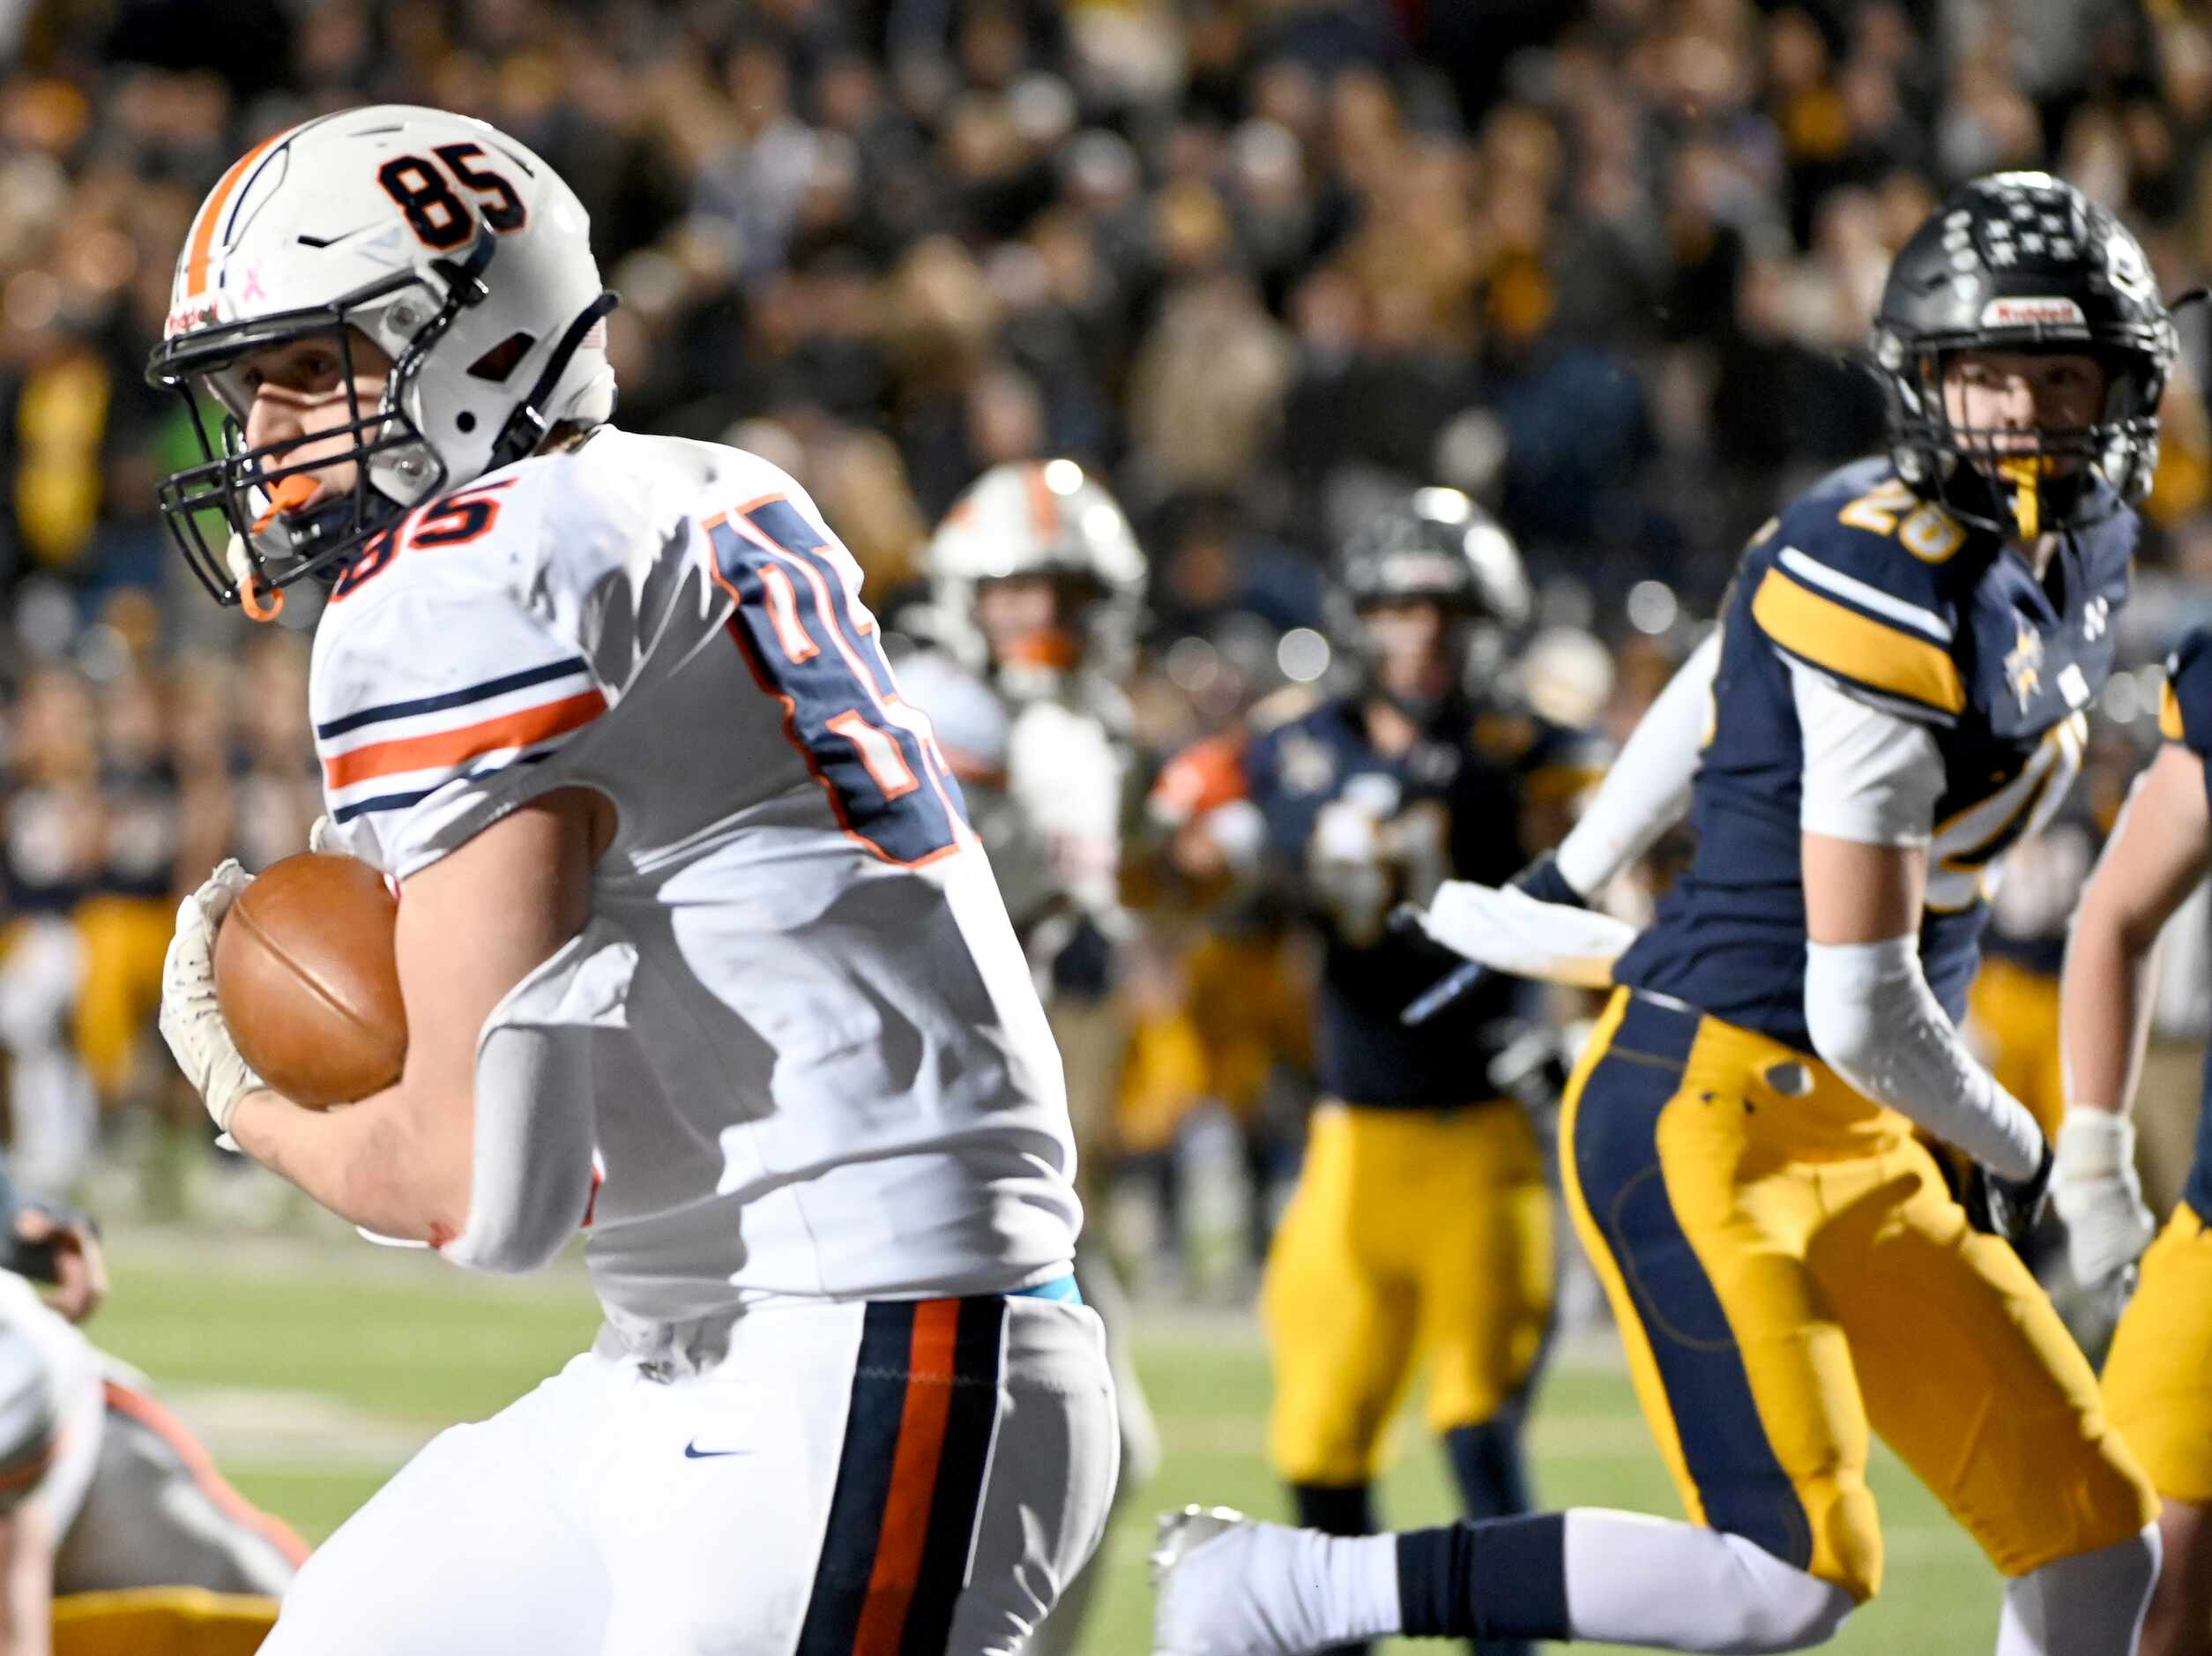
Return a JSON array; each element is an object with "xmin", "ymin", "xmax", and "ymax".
[
  {"xmin": 147, "ymin": 104, "xmax": 618, "ymax": 608},
  {"xmin": 924, "ymin": 459, "xmax": 1147, "ymax": 679}
]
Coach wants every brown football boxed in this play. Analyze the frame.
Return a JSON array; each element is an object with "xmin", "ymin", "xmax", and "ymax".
[{"xmin": 213, "ymin": 853, "xmax": 406, "ymax": 1108}]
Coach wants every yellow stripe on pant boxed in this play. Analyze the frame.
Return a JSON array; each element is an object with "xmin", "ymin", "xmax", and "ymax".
[
  {"xmin": 2104, "ymin": 1201, "xmax": 2212, "ymax": 1504},
  {"xmin": 1262, "ymin": 1100, "xmax": 1553, "ymax": 1486},
  {"xmin": 1561, "ymin": 988, "xmax": 2153, "ymax": 1600}
]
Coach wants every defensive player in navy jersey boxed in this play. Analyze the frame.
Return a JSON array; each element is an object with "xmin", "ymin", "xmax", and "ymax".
[
  {"xmin": 1154, "ymin": 489, "xmax": 1601, "ymax": 1656},
  {"xmin": 2059, "ymin": 625, "xmax": 2212, "ymax": 1655},
  {"xmin": 1154, "ymin": 171, "xmax": 2179, "ymax": 1656}
]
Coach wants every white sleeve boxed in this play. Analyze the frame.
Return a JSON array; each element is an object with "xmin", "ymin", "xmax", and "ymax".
[
  {"xmin": 1554, "ymin": 630, "xmax": 1717, "ymax": 896},
  {"xmin": 1790, "ymin": 661, "xmax": 1945, "ymax": 847},
  {"xmin": 1805, "ymin": 936, "xmax": 2043, "ymax": 1178},
  {"xmin": 1790, "ymin": 660, "xmax": 2042, "ymax": 1176},
  {"xmin": 439, "ymin": 925, "xmax": 622, "ymax": 1275},
  {"xmin": 311, "ymin": 586, "xmax": 608, "ymax": 880}
]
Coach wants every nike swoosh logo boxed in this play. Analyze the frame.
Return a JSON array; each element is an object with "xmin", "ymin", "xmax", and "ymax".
[{"xmin": 683, "ymin": 1442, "xmax": 749, "ymax": 1459}]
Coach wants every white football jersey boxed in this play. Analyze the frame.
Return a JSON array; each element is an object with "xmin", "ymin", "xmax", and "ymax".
[
  {"xmin": 0, "ymin": 1272, "xmax": 106, "ymax": 1533},
  {"xmin": 894, "ymin": 654, "xmax": 1131, "ymax": 936},
  {"xmin": 309, "ymin": 429, "xmax": 1080, "ymax": 1329}
]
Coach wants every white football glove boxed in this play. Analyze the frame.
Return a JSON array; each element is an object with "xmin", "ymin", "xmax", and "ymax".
[
  {"xmin": 158, "ymin": 861, "xmax": 266, "ymax": 1137},
  {"xmin": 2051, "ymin": 1109, "xmax": 2157, "ymax": 1291}
]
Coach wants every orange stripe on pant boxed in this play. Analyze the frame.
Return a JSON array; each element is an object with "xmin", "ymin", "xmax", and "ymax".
[
  {"xmin": 102, "ymin": 1381, "xmax": 310, "ymax": 1567},
  {"xmin": 850, "ymin": 1302, "xmax": 961, "ymax": 1656}
]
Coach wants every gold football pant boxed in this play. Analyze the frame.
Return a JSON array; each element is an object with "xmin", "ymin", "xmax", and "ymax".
[
  {"xmin": 2104, "ymin": 1202, "xmax": 2212, "ymax": 1503},
  {"xmin": 1563, "ymin": 988, "xmax": 2154, "ymax": 1600},
  {"xmin": 71, "ymin": 894, "xmax": 172, "ymax": 1103},
  {"xmin": 1966, "ymin": 957, "xmax": 2066, "ymax": 1140},
  {"xmin": 53, "ymin": 1587, "xmax": 279, "ymax": 1655},
  {"xmin": 1262, "ymin": 1100, "xmax": 1553, "ymax": 1485}
]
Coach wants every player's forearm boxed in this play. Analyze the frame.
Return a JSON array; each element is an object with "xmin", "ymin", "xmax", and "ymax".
[
  {"xmin": 0, "ymin": 1498, "xmax": 54, "ymax": 1656},
  {"xmin": 2059, "ymin": 900, "xmax": 2161, "ymax": 1118},
  {"xmin": 230, "ymin": 1083, "xmax": 473, "ymax": 1244},
  {"xmin": 1804, "ymin": 935, "xmax": 2043, "ymax": 1179},
  {"xmin": 2059, "ymin": 746, "xmax": 2212, "ymax": 1115}
]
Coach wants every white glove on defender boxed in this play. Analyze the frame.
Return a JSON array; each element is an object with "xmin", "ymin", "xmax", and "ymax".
[
  {"xmin": 1417, "ymin": 880, "xmax": 1638, "ymax": 990},
  {"xmin": 159, "ymin": 861, "xmax": 265, "ymax": 1136},
  {"xmin": 2052, "ymin": 1109, "xmax": 2157, "ymax": 1290}
]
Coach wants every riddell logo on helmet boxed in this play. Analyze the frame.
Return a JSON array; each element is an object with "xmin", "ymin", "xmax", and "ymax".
[
  {"xmin": 1981, "ymin": 297, "xmax": 2087, "ymax": 328},
  {"xmin": 165, "ymin": 302, "xmax": 223, "ymax": 338}
]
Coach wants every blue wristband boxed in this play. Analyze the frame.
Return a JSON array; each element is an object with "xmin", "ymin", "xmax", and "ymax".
[{"xmin": 1509, "ymin": 852, "xmax": 1585, "ymax": 909}]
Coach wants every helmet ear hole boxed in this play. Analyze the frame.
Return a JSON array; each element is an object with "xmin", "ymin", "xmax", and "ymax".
[
  {"xmin": 465, "ymin": 331, "xmax": 537, "ymax": 383},
  {"xmin": 457, "ymin": 411, "xmax": 477, "ymax": 433}
]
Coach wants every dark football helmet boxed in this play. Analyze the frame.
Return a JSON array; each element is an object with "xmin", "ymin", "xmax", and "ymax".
[
  {"xmin": 1329, "ymin": 488, "xmax": 1532, "ymax": 728},
  {"xmin": 1869, "ymin": 171, "xmax": 2179, "ymax": 541}
]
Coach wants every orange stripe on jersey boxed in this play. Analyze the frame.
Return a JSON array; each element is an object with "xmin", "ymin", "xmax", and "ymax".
[
  {"xmin": 102, "ymin": 1380, "xmax": 310, "ymax": 1566},
  {"xmin": 184, "ymin": 134, "xmax": 284, "ymax": 297},
  {"xmin": 849, "ymin": 1302, "xmax": 961, "ymax": 1656},
  {"xmin": 322, "ymin": 690, "xmax": 606, "ymax": 789}
]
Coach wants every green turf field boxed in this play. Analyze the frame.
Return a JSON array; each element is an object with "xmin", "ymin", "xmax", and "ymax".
[{"xmin": 91, "ymin": 1233, "xmax": 2000, "ymax": 1653}]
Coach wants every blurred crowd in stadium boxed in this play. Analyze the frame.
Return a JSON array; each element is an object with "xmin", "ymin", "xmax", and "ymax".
[{"xmin": 6, "ymin": 0, "xmax": 2212, "ymax": 1274}]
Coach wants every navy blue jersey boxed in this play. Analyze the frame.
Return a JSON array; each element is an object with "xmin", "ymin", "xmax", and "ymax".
[
  {"xmin": 2160, "ymin": 628, "xmax": 2212, "ymax": 1223},
  {"xmin": 1243, "ymin": 695, "xmax": 1604, "ymax": 1107},
  {"xmin": 1617, "ymin": 457, "xmax": 2131, "ymax": 1055}
]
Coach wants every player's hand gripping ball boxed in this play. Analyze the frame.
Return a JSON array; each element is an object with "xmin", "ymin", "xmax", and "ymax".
[{"xmin": 210, "ymin": 853, "xmax": 407, "ymax": 1109}]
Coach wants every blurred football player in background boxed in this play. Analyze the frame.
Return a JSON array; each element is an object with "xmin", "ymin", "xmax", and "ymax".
[
  {"xmin": 0, "ymin": 1167, "xmax": 295, "ymax": 1656},
  {"xmin": 1155, "ymin": 171, "xmax": 2177, "ymax": 1656},
  {"xmin": 0, "ymin": 1263, "xmax": 304, "ymax": 1656},
  {"xmin": 150, "ymin": 106, "xmax": 1115, "ymax": 1653},
  {"xmin": 2059, "ymin": 623, "xmax": 2212, "ymax": 1656},
  {"xmin": 0, "ymin": 669, "xmax": 108, "ymax": 1200},
  {"xmin": 1155, "ymin": 489, "xmax": 1600, "ymax": 1656},
  {"xmin": 897, "ymin": 459, "xmax": 1160, "ymax": 1656}
]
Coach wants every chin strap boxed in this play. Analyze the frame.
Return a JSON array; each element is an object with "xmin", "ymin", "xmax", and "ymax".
[
  {"xmin": 1998, "ymin": 456, "xmax": 2042, "ymax": 539},
  {"xmin": 488, "ymin": 290, "xmax": 621, "ymax": 472}
]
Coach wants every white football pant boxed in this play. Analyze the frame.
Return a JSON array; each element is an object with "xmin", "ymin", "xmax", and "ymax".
[{"xmin": 261, "ymin": 1289, "xmax": 1117, "ymax": 1656}]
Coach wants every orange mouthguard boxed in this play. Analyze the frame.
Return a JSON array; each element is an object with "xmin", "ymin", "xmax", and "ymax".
[{"xmin": 250, "ymin": 474, "xmax": 321, "ymax": 535}]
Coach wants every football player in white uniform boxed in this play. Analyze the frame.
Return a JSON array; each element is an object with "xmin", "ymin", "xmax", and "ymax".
[
  {"xmin": 149, "ymin": 106, "xmax": 1116, "ymax": 1655},
  {"xmin": 898, "ymin": 461, "xmax": 1161, "ymax": 1656},
  {"xmin": 0, "ymin": 1267, "xmax": 303, "ymax": 1656}
]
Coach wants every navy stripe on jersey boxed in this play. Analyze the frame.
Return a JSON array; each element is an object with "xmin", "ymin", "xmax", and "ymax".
[
  {"xmin": 316, "ymin": 658, "xmax": 588, "ymax": 740},
  {"xmin": 329, "ymin": 750, "xmax": 552, "ymax": 823},
  {"xmin": 1571, "ymin": 995, "xmax": 1815, "ymax": 1571}
]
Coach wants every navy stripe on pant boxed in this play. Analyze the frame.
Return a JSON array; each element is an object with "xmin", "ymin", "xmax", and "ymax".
[
  {"xmin": 797, "ymin": 1298, "xmax": 1009, "ymax": 1656},
  {"xmin": 1572, "ymin": 995, "xmax": 1815, "ymax": 1570}
]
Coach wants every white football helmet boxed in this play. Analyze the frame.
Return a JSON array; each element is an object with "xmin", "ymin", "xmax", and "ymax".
[
  {"xmin": 923, "ymin": 459, "xmax": 1146, "ymax": 676},
  {"xmin": 147, "ymin": 105, "xmax": 617, "ymax": 608}
]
